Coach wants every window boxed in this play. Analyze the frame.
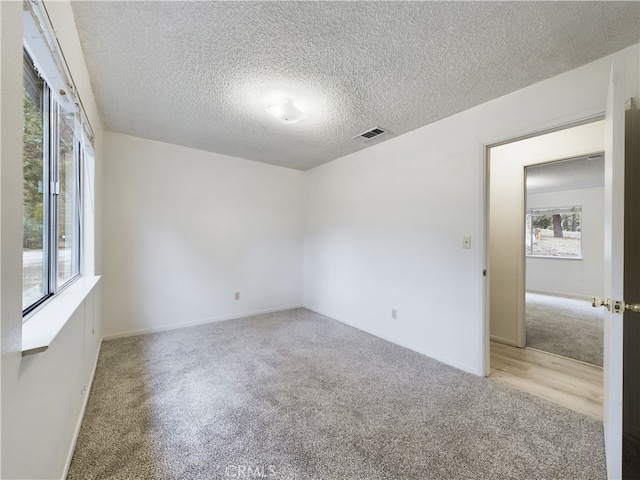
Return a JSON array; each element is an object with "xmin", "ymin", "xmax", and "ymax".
[
  {"xmin": 22, "ymin": 53, "xmax": 82, "ymax": 315},
  {"xmin": 22, "ymin": 55, "xmax": 47, "ymax": 310},
  {"xmin": 525, "ymin": 206, "xmax": 582, "ymax": 258}
]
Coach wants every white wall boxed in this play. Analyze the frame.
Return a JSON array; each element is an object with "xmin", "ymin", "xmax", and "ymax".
[
  {"xmin": 2, "ymin": 285, "xmax": 101, "ymax": 480},
  {"xmin": 489, "ymin": 121, "xmax": 605, "ymax": 347},
  {"xmin": 526, "ymin": 187, "xmax": 604, "ymax": 298},
  {"xmin": 102, "ymin": 133, "xmax": 305, "ymax": 337},
  {"xmin": 1, "ymin": 5, "xmax": 637, "ymax": 474},
  {"xmin": 1, "ymin": 2, "xmax": 104, "ymax": 478},
  {"xmin": 304, "ymin": 44, "xmax": 639, "ymax": 375}
]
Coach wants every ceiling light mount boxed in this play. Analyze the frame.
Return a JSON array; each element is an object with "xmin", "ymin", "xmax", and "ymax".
[{"xmin": 265, "ymin": 99, "xmax": 307, "ymax": 123}]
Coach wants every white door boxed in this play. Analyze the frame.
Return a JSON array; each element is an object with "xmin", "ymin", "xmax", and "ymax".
[{"xmin": 602, "ymin": 56, "xmax": 626, "ymax": 480}]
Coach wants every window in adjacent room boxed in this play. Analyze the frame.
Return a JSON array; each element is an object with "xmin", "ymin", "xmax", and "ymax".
[{"xmin": 525, "ymin": 206, "xmax": 582, "ymax": 258}]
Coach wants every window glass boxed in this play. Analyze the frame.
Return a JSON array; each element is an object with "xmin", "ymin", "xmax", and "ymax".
[
  {"xmin": 525, "ymin": 206, "xmax": 582, "ymax": 258},
  {"xmin": 57, "ymin": 110, "xmax": 80, "ymax": 287},
  {"xmin": 22, "ymin": 58, "xmax": 47, "ymax": 310},
  {"xmin": 22, "ymin": 51, "xmax": 84, "ymax": 315}
]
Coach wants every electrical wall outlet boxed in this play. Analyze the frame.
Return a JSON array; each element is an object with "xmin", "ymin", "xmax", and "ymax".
[
  {"xmin": 391, "ymin": 309, "xmax": 397, "ymax": 320},
  {"xmin": 234, "ymin": 292, "xmax": 240, "ymax": 300}
]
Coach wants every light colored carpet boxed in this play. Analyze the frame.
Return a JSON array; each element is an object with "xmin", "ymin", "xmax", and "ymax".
[
  {"xmin": 526, "ymin": 293, "xmax": 603, "ymax": 366},
  {"xmin": 68, "ymin": 308, "xmax": 606, "ymax": 479}
]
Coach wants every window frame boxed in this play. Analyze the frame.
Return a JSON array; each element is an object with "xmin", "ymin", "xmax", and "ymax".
[
  {"xmin": 525, "ymin": 205, "xmax": 583, "ymax": 260},
  {"xmin": 22, "ymin": 51, "xmax": 83, "ymax": 317}
]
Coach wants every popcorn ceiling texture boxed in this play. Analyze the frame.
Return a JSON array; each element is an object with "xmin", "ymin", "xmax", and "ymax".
[
  {"xmin": 71, "ymin": 1, "xmax": 640, "ymax": 170},
  {"xmin": 526, "ymin": 155, "xmax": 604, "ymax": 194}
]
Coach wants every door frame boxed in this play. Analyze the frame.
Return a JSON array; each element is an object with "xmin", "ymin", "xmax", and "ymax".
[{"xmin": 481, "ymin": 113, "xmax": 604, "ymax": 377}]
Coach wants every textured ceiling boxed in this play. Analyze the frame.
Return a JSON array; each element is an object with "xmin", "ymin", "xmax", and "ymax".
[
  {"xmin": 71, "ymin": 1, "xmax": 640, "ymax": 170},
  {"xmin": 526, "ymin": 155, "xmax": 604, "ymax": 195}
]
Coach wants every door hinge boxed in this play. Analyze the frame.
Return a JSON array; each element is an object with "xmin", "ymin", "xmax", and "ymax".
[
  {"xmin": 482, "ymin": 269, "xmax": 487, "ymax": 277},
  {"xmin": 50, "ymin": 181, "xmax": 60, "ymax": 195}
]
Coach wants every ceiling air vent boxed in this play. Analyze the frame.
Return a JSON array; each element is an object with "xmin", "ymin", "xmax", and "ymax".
[{"xmin": 354, "ymin": 127, "xmax": 387, "ymax": 140}]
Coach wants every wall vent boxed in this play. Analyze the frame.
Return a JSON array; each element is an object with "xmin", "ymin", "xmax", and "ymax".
[{"xmin": 354, "ymin": 127, "xmax": 387, "ymax": 140}]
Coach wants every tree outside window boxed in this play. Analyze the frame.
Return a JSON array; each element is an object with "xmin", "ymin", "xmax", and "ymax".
[{"xmin": 525, "ymin": 206, "xmax": 582, "ymax": 258}]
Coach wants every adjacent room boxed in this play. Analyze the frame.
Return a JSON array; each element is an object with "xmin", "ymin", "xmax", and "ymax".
[
  {"xmin": 488, "ymin": 121, "xmax": 607, "ymax": 423},
  {"xmin": 525, "ymin": 155, "xmax": 605, "ymax": 367},
  {"xmin": 1, "ymin": 1, "xmax": 639, "ymax": 479}
]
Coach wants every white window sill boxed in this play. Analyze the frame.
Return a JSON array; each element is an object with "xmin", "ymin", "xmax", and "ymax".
[{"xmin": 22, "ymin": 275, "xmax": 101, "ymax": 356}]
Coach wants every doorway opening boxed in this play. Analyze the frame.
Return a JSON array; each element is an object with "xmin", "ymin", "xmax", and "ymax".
[
  {"xmin": 524, "ymin": 156, "xmax": 604, "ymax": 367},
  {"xmin": 485, "ymin": 119, "xmax": 605, "ymax": 420}
]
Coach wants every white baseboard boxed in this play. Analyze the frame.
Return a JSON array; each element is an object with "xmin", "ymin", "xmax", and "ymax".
[
  {"xmin": 303, "ymin": 304, "xmax": 481, "ymax": 376},
  {"xmin": 102, "ymin": 304, "xmax": 304, "ymax": 340},
  {"xmin": 62, "ymin": 338, "xmax": 103, "ymax": 479},
  {"xmin": 489, "ymin": 335, "xmax": 519, "ymax": 347},
  {"xmin": 525, "ymin": 289, "xmax": 593, "ymax": 301}
]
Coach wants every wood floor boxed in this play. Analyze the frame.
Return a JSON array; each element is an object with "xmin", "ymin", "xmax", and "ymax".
[{"xmin": 490, "ymin": 341, "xmax": 603, "ymax": 421}]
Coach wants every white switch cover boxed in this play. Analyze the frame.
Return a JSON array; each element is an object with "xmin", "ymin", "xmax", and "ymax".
[{"xmin": 462, "ymin": 236, "xmax": 471, "ymax": 249}]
